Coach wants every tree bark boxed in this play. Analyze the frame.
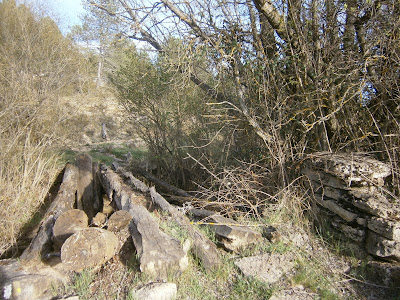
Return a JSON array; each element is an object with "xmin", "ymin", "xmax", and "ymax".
[
  {"xmin": 76, "ymin": 153, "xmax": 95, "ymax": 220},
  {"xmin": 149, "ymin": 187, "xmax": 221, "ymax": 270},
  {"xmin": 20, "ymin": 164, "xmax": 78, "ymax": 262},
  {"xmin": 98, "ymin": 165, "xmax": 188, "ymax": 279}
]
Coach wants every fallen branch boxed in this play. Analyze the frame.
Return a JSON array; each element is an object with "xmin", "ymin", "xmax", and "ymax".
[
  {"xmin": 136, "ymin": 168, "xmax": 192, "ymax": 198},
  {"xmin": 99, "ymin": 165, "xmax": 188, "ymax": 279},
  {"xmin": 149, "ymin": 186, "xmax": 221, "ymax": 270}
]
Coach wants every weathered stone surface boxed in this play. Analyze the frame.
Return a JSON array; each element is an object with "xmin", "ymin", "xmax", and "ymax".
[
  {"xmin": 282, "ymin": 230, "xmax": 312, "ymax": 251},
  {"xmin": 269, "ymin": 286, "xmax": 315, "ymax": 300},
  {"xmin": 99, "ymin": 165, "xmax": 188, "ymax": 278},
  {"xmin": 302, "ymin": 167, "xmax": 348, "ymax": 190},
  {"xmin": 107, "ymin": 210, "xmax": 133, "ymax": 253},
  {"xmin": 302, "ymin": 151, "xmax": 400, "ymax": 275},
  {"xmin": 199, "ymin": 214, "xmax": 262, "ymax": 252},
  {"xmin": 312, "ymin": 183, "xmax": 350, "ymax": 202},
  {"xmin": 20, "ymin": 164, "xmax": 78, "ymax": 262},
  {"xmin": 305, "ymin": 152, "xmax": 391, "ymax": 186},
  {"xmin": 76, "ymin": 154, "xmax": 95, "ymax": 220},
  {"xmin": 2, "ymin": 273, "xmax": 57, "ymax": 300},
  {"xmin": 53, "ymin": 209, "xmax": 88, "ymax": 248},
  {"xmin": 368, "ymin": 217, "xmax": 400, "ymax": 241},
  {"xmin": 92, "ymin": 161, "xmax": 102, "ymax": 213},
  {"xmin": 262, "ymin": 226, "xmax": 279, "ymax": 242},
  {"xmin": 61, "ymin": 228, "xmax": 119, "ymax": 272},
  {"xmin": 92, "ymin": 212, "xmax": 107, "ymax": 227},
  {"xmin": 132, "ymin": 282, "xmax": 177, "ymax": 300},
  {"xmin": 0, "ymin": 259, "xmax": 68, "ymax": 300},
  {"xmin": 235, "ymin": 253, "xmax": 295, "ymax": 283},
  {"xmin": 315, "ymin": 195, "xmax": 358, "ymax": 223},
  {"xmin": 367, "ymin": 261, "xmax": 400, "ymax": 286},
  {"xmin": 331, "ymin": 220, "xmax": 365, "ymax": 242},
  {"xmin": 366, "ymin": 231, "xmax": 400, "ymax": 261},
  {"xmin": 350, "ymin": 189, "xmax": 400, "ymax": 220},
  {"xmin": 129, "ymin": 204, "xmax": 189, "ymax": 279},
  {"xmin": 102, "ymin": 195, "xmax": 114, "ymax": 215},
  {"xmin": 121, "ymin": 170, "xmax": 149, "ymax": 193},
  {"xmin": 99, "ymin": 164, "xmax": 152, "ymax": 211}
]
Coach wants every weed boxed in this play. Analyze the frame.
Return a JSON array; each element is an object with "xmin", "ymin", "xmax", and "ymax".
[
  {"xmin": 173, "ymin": 258, "xmax": 215, "ymax": 300},
  {"xmin": 197, "ymin": 223, "xmax": 218, "ymax": 245}
]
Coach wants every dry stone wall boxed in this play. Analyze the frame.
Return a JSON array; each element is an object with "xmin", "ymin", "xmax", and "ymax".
[{"xmin": 302, "ymin": 152, "xmax": 400, "ymax": 262}]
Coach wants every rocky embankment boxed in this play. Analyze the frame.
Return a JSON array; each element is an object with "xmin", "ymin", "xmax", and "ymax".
[{"xmin": 302, "ymin": 152, "xmax": 400, "ymax": 285}]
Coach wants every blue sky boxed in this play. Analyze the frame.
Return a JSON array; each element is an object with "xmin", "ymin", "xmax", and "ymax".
[{"xmin": 55, "ymin": 0, "xmax": 85, "ymax": 33}]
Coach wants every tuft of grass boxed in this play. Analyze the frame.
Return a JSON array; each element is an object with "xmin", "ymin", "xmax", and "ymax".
[
  {"xmin": 59, "ymin": 143, "xmax": 148, "ymax": 167},
  {"xmin": 158, "ymin": 217, "xmax": 189, "ymax": 245},
  {"xmin": 71, "ymin": 269, "xmax": 94, "ymax": 300},
  {"xmin": 172, "ymin": 256, "xmax": 217, "ymax": 300},
  {"xmin": 229, "ymin": 275, "xmax": 273, "ymax": 300},
  {"xmin": 293, "ymin": 258, "xmax": 341, "ymax": 300},
  {"xmin": 59, "ymin": 149, "xmax": 77, "ymax": 164},
  {"xmin": 54, "ymin": 269, "xmax": 94, "ymax": 300},
  {"xmin": 88, "ymin": 149, "xmax": 115, "ymax": 165}
]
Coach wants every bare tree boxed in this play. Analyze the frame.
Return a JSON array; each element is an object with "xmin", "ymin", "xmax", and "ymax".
[{"xmin": 92, "ymin": 0, "xmax": 400, "ymax": 189}]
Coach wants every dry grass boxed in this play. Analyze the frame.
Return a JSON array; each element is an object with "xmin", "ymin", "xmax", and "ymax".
[{"xmin": 0, "ymin": 97, "xmax": 64, "ymax": 256}]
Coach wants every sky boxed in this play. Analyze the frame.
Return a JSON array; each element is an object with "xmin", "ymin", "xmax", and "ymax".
[{"xmin": 56, "ymin": 0, "xmax": 85, "ymax": 33}]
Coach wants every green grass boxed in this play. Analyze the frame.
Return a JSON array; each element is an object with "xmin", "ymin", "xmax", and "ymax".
[
  {"xmin": 58, "ymin": 143, "xmax": 148, "ymax": 166},
  {"xmin": 72, "ymin": 269, "xmax": 94, "ymax": 300},
  {"xmin": 88, "ymin": 149, "xmax": 115, "ymax": 165},
  {"xmin": 158, "ymin": 217, "xmax": 189, "ymax": 245},
  {"xmin": 54, "ymin": 269, "xmax": 94, "ymax": 300},
  {"xmin": 229, "ymin": 275, "xmax": 273, "ymax": 300},
  {"xmin": 293, "ymin": 259, "xmax": 340, "ymax": 300},
  {"xmin": 60, "ymin": 149, "xmax": 77, "ymax": 163}
]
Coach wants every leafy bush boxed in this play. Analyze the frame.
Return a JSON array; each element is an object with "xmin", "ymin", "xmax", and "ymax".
[{"xmin": 109, "ymin": 43, "xmax": 227, "ymax": 187}]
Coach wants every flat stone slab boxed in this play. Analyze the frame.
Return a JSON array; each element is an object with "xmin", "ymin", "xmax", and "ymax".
[
  {"xmin": 0, "ymin": 259, "xmax": 68, "ymax": 300},
  {"xmin": 108, "ymin": 210, "xmax": 133, "ymax": 232},
  {"xmin": 132, "ymin": 282, "xmax": 177, "ymax": 300},
  {"xmin": 350, "ymin": 189, "xmax": 400, "ymax": 220},
  {"xmin": 368, "ymin": 217, "xmax": 400, "ymax": 241},
  {"xmin": 129, "ymin": 204, "xmax": 189, "ymax": 280},
  {"xmin": 204, "ymin": 214, "xmax": 262, "ymax": 252},
  {"xmin": 235, "ymin": 253, "xmax": 295, "ymax": 283},
  {"xmin": 304, "ymin": 152, "xmax": 391, "ymax": 186}
]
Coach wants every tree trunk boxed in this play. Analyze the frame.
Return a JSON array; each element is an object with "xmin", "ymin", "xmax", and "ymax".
[
  {"xmin": 149, "ymin": 187, "xmax": 221, "ymax": 270},
  {"xmin": 20, "ymin": 164, "xmax": 78, "ymax": 262}
]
